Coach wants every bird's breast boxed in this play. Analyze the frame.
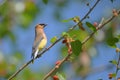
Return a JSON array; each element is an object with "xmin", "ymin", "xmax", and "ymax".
[{"xmin": 38, "ymin": 38, "xmax": 47, "ymax": 50}]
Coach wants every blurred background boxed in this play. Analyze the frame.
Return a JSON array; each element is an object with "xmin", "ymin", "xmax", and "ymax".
[{"xmin": 0, "ymin": 0, "xmax": 120, "ymax": 80}]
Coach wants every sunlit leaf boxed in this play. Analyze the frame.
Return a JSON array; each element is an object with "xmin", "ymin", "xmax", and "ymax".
[
  {"xmin": 61, "ymin": 18, "xmax": 73, "ymax": 23},
  {"xmin": 109, "ymin": 60, "xmax": 117, "ymax": 65},
  {"xmin": 61, "ymin": 32, "xmax": 69, "ymax": 37},
  {"xmin": 68, "ymin": 29, "xmax": 89, "ymax": 41},
  {"xmin": 71, "ymin": 40, "xmax": 82, "ymax": 56},
  {"xmin": 86, "ymin": 22, "xmax": 96, "ymax": 32},
  {"xmin": 73, "ymin": 16, "xmax": 80, "ymax": 23},
  {"xmin": 72, "ymin": 16, "xmax": 85, "ymax": 30},
  {"xmin": 111, "ymin": 73, "xmax": 116, "ymax": 78},
  {"xmin": 42, "ymin": 0, "xmax": 48, "ymax": 4},
  {"xmin": 50, "ymin": 36, "xmax": 57, "ymax": 43}
]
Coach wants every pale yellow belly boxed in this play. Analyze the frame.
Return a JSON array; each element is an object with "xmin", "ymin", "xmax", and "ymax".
[{"xmin": 38, "ymin": 39, "xmax": 47, "ymax": 50}]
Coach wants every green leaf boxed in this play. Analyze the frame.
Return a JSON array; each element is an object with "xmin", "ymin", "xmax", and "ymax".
[
  {"xmin": 13, "ymin": 51, "xmax": 23, "ymax": 60},
  {"xmin": 50, "ymin": 36, "xmax": 57, "ymax": 43},
  {"xmin": 72, "ymin": 16, "xmax": 85, "ymax": 30},
  {"xmin": 42, "ymin": 0, "xmax": 48, "ymax": 4},
  {"xmin": 109, "ymin": 60, "xmax": 117, "ymax": 65},
  {"xmin": 56, "ymin": 72, "xmax": 66, "ymax": 80},
  {"xmin": 86, "ymin": 22, "xmax": 96, "ymax": 32},
  {"xmin": 23, "ymin": 69, "xmax": 33, "ymax": 79},
  {"xmin": 8, "ymin": 31, "xmax": 16, "ymax": 43},
  {"xmin": 61, "ymin": 46, "xmax": 68, "ymax": 57},
  {"xmin": 113, "ymin": 37, "xmax": 119, "ymax": 42},
  {"xmin": 68, "ymin": 29, "xmax": 88, "ymax": 41},
  {"xmin": 61, "ymin": 18, "xmax": 73, "ymax": 23},
  {"xmin": 117, "ymin": 34, "xmax": 120, "ymax": 39},
  {"xmin": 111, "ymin": 73, "xmax": 116, "ymax": 78},
  {"xmin": 71, "ymin": 40, "xmax": 82, "ymax": 56},
  {"xmin": 61, "ymin": 32, "xmax": 69, "ymax": 37},
  {"xmin": 107, "ymin": 37, "xmax": 119, "ymax": 48},
  {"xmin": 73, "ymin": 16, "xmax": 80, "ymax": 23}
]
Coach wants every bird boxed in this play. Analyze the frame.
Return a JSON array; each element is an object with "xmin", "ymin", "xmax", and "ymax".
[{"xmin": 31, "ymin": 24, "xmax": 47, "ymax": 63}]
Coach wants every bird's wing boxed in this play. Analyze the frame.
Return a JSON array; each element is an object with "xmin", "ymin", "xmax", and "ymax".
[{"xmin": 31, "ymin": 35, "xmax": 43, "ymax": 58}]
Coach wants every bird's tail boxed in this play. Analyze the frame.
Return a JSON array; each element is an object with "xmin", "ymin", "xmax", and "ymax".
[{"xmin": 32, "ymin": 49, "xmax": 39, "ymax": 63}]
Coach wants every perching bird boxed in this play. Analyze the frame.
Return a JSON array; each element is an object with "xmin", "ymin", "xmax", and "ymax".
[{"xmin": 31, "ymin": 24, "xmax": 47, "ymax": 63}]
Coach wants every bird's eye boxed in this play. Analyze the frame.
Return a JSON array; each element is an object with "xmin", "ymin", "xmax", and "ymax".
[{"xmin": 39, "ymin": 24, "xmax": 47, "ymax": 26}]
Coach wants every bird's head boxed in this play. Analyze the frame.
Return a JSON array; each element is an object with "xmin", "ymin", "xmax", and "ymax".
[
  {"xmin": 35, "ymin": 23, "xmax": 47, "ymax": 29},
  {"xmin": 39, "ymin": 24, "xmax": 47, "ymax": 28}
]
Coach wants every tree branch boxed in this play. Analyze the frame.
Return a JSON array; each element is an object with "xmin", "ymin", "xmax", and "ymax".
[
  {"xmin": 8, "ymin": 0, "xmax": 101, "ymax": 80},
  {"xmin": 116, "ymin": 52, "xmax": 120, "ymax": 76},
  {"xmin": 43, "ymin": 54, "xmax": 71, "ymax": 80},
  {"xmin": 43, "ymin": 9, "xmax": 120, "ymax": 80},
  {"xmin": 69, "ymin": 0, "xmax": 101, "ymax": 31},
  {"xmin": 81, "ymin": 0, "xmax": 100, "ymax": 22},
  {"xmin": 8, "ymin": 37, "xmax": 63, "ymax": 80}
]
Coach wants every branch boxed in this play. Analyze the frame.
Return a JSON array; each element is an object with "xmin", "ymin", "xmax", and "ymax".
[
  {"xmin": 8, "ymin": 0, "xmax": 101, "ymax": 80},
  {"xmin": 116, "ymin": 52, "xmax": 120, "ymax": 76},
  {"xmin": 82, "ymin": 9, "xmax": 120, "ymax": 45},
  {"xmin": 43, "ymin": 9, "xmax": 120, "ymax": 80},
  {"xmin": 69, "ymin": 0, "xmax": 101, "ymax": 31},
  {"xmin": 8, "ymin": 37, "xmax": 63, "ymax": 80},
  {"xmin": 81, "ymin": 0, "xmax": 100, "ymax": 22},
  {"xmin": 43, "ymin": 54, "xmax": 71, "ymax": 80}
]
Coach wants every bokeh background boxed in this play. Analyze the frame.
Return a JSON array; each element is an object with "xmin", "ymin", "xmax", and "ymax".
[{"xmin": 0, "ymin": 0, "xmax": 120, "ymax": 80}]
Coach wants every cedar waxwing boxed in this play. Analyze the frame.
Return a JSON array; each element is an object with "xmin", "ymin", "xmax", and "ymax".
[{"xmin": 31, "ymin": 24, "xmax": 47, "ymax": 63}]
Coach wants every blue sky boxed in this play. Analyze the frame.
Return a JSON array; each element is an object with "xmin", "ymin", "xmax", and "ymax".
[{"xmin": 0, "ymin": 0, "xmax": 120, "ymax": 80}]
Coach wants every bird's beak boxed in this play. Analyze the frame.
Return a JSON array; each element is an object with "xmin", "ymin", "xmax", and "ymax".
[{"xmin": 43, "ymin": 24, "xmax": 47, "ymax": 28}]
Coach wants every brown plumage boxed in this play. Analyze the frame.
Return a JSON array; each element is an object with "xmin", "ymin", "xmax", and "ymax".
[{"xmin": 31, "ymin": 24, "xmax": 47, "ymax": 63}]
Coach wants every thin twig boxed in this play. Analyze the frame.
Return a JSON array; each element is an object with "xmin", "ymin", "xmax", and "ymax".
[
  {"xmin": 81, "ymin": 0, "xmax": 100, "ymax": 22},
  {"xmin": 43, "ymin": 54, "xmax": 71, "ymax": 80},
  {"xmin": 116, "ymin": 52, "xmax": 120, "ymax": 75},
  {"xmin": 43, "ymin": 9, "xmax": 120, "ymax": 80},
  {"xmin": 8, "ymin": 37, "xmax": 63, "ymax": 80},
  {"xmin": 82, "ymin": 9, "xmax": 120, "ymax": 45},
  {"xmin": 8, "ymin": 0, "xmax": 101, "ymax": 80},
  {"xmin": 82, "ymin": 15, "xmax": 114, "ymax": 45},
  {"xmin": 69, "ymin": 0, "xmax": 101, "ymax": 31},
  {"xmin": 37, "ymin": 37, "xmax": 63, "ymax": 58}
]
